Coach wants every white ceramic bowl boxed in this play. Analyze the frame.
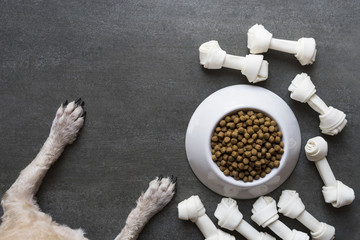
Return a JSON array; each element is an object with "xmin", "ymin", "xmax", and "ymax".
[{"xmin": 185, "ymin": 85, "xmax": 301, "ymax": 199}]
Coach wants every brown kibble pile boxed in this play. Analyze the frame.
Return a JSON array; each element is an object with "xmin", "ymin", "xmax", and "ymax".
[{"xmin": 211, "ymin": 110, "xmax": 284, "ymax": 183}]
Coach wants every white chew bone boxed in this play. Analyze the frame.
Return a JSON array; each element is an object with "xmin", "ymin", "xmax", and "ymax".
[
  {"xmin": 278, "ymin": 190, "xmax": 335, "ymax": 240},
  {"xmin": 288, "ymin": 73, "xmax": 347, "ymax": 135},
  {"xmin": 215, "ymin": 198, "xmax": 275, "ymax": 240},
  {"xmin": 251, "ymin": 196, "xmax": 309, "ymax": 240},
  {"xmin": 178, "ymin": 195, "xmax": 235, "ymax": 240},
  {"xmin": 247, "ymin": 24, "xmax": 316, "ymax": 66},
  {"xmin": 305, "ymin": 137, "xmax": 355, "ymax": 208},
  {"xmin": 199, "ymin": 40, "xmax": 269, "ymax": 83}
]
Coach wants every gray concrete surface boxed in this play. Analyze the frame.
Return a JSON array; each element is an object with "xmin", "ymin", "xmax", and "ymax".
[{"xmin": 0, "ymin": 0, "xmax": 359, "ymax": 239}]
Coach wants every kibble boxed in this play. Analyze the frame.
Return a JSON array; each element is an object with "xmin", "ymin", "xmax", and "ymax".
[{"xmin": 211, "ymin": 110, "xmax": 284, "ymax": 182}]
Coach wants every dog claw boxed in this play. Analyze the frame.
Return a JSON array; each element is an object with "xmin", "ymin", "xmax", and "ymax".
[
  {"xmin": 170, "ymin": 176, "xmax": 177, "ymax": 183},
  {"xmin": 171, "ymin": 176, "xmax": 177, "ymax": 193},
  {"xmin": 80, "ymin": 111, "xmax": 87, "ymax": 118},
  {"xmin": 62, "ymin": 100, "xmax": 68, "ymax": 106},
  {"xmin": 75, "ymin": 97, "xmax": 82, "ymax": 104},
  {"xmin": 80, "ymin": 101, "xmax": 85, "ymax": 107},
  {"xmin": 158, "ymin": 175, "xmax": 163, "ymax": 181}
]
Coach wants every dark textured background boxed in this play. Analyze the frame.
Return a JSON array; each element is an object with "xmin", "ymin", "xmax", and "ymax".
[{"xmin": 0, "ymin": 0, "xmax": 359, "ymax": 239}]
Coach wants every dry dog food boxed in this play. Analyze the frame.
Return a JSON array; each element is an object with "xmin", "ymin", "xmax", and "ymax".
[{"xmin": 211, "ymin": 110, "xmax": 284, "ymax": 182}]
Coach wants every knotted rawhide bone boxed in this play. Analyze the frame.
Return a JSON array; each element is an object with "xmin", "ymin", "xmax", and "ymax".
[
  {"xmin": 278, "ymin": 190, "xmax": 335, "ymax": 240},
  {"xmin": 305, "ymin": 136, "xmax": 355, "ymax": 208},
  {"xmin": 178, "ymin": 195, "xmax": 235, "ymax": 240},
  {"xmin": 251, "ymin": 196, "xmax": 309, "ymax": 240},
  {"xmin": 215, "ymin": 197, "xmax": 275, "ymax": 240},
  {"xmin": 199, "ymin": 40, "xmax": 269, "ymax": 83},
  {"xmin": 247, "ymin": 24, "xmax": 316, "ymax": 66},
  {"xmin": 288, "ymin": 73, "xmax": 347, "ymax": 135}
]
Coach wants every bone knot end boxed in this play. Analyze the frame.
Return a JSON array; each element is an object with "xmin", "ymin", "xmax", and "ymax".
[
  {"xmin": 311, "ymin": 223, "xmax": 336, "ymax": 240},
  {"xmin": 242, "ymin": 54, "xmax": 269, "ymax": 83},
  {"xmin": 199, "ymin": 40, "xmax": 227, "ymax": 69},
  {"xmin": 251, "ymin": 196, "xmax": 279, "ymax": 228},
  {"xmin": 178, "ymin": 195, "xmax": 205, "ymax": 222},
  {"xmin": 323, "ymin": 181, "xmax": 355, "ymax": 208},
  {"xmin": 277, "ymin": 190, "xmax": 305, "ymax": 219},
  {"xmin": 288, "ymin": 73, "xmax": 316, "ymax": 103},
  {"xmin": 295, "ymin": 37, "xmax": 317, "ymax": 66},
  {"xmin": 247, "ymin": 24, "xmax": 273, "ymax": 54},
  {"xmin": 305, "ymin": 136, "xmax": 328, "ymax": 162},
  {"xmin": 214, "ymin": 198, "xmax": 243, "ymax": 231}
]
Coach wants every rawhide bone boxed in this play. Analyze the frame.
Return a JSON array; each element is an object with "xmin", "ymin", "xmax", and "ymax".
[
  {"xmin": 278, "ymin": 190, "xmax": 335, "ymax": 240},
  {"xmin": 305, "ymin": 136, "xmax": 355, "ymax": 208},
  {"xmin": 247, "ymin": 24, "xmax": 316, "ymax": 66},
  {"xmin": 178, "ymin": 195, "xmax": 235, "ymax": 240},
  {"xmin": 199, "ymin": 40, "xmax": 269, "ymax": 83},
  {"xmin": 215, "ymin": 197, "xmax": 275, "ymax": 240},
  {"xmin": 288, "ymin": 73, "xmax": 347, "ymax": 136},
  {"xmin": 251, "ymin": 196, "xmax": 309, "ymax": 240}
]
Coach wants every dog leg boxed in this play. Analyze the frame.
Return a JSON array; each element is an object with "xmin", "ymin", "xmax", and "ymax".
[
  {"xmin": 114, "ymin": 176, "xmax": 176, "ymax": 240},
  {"xmin": 1, "ymin": 99, "xmax": 85, "ymax": 213}
]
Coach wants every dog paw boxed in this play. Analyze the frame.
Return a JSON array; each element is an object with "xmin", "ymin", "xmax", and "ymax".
[
  {"xmin": 140, "ymin": 176, "xmax": 176, "ymax": 216},
  {"xmin": 49, "ymin": 98, "xmax": 86, "ymax": 146}
]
